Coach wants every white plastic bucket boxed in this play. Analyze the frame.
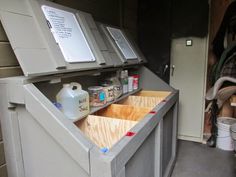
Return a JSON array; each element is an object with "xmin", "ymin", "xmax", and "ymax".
[
  {"xmin": 217, "ymin": 117, "xmax": 236, "ymax": 151},
  {"xmin": 230, "ymin": 123, "xmax": 236, "ymax": 151}
]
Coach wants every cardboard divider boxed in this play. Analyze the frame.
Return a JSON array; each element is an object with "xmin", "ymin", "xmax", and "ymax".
[
  {"xmin": 94, "ymin": 104, "xmax": 152, "ymax": 121},
  {"xmin": 75, "ymin": 115, "xmax": 137, "ymax": 148}
]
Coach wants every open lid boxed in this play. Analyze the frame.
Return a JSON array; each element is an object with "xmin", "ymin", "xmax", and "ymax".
[
  {"xmin": 0, "ymin": 0, "xmax": 113, "ymax": 77},
  {"xmin": 98, "ymin": 23, "xmax": 146, "ymax": 66}
]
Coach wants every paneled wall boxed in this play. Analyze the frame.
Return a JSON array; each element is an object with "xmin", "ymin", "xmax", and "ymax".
[
  {"xmin": 0, "ymin": 126, "xmax": 7, "ymax": 177},
  {"xmin": 0, "ymin": 23, "xmax": 22, "ymax": 78},
  {"xmin": 0, "ymin": 21, "xmax": 23, "ymax": 177}
]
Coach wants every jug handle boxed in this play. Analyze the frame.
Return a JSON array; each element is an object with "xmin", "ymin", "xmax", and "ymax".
[{"xmin": 70, "ymin": 82, "xmax": 82, "ymax": 90}]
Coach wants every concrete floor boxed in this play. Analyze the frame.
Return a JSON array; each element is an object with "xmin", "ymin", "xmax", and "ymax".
[{"xmin": 171, "ymin": 140, "xmax": 236, "ymax": 177}]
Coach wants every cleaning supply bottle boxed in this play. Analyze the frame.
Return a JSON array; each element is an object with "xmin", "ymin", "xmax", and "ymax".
[
  {"xmin": 120, "ymin": 70, "xmax": 128, "ymax": 94},
  {"xmin": 56, "ymin": 82, "xmax": 89, "ymax": 120},
  {"xmin": 106, "ymin": 76, "xmax": 122, "ymax": 99},
  {"xmin": 124, "ymin": 70, "xmax": 129, "ymax": 93}
]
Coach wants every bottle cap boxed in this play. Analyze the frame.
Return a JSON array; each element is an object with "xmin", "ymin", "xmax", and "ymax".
[
  {"xmin": 63, "ymin": 84, "xmax": 70, "ymax": 87},
  {"xmin": 88, "ymin": 86, "xmax": 103, "ymax": 91},
  {"xmin": 70, "ymin": 82, "xmax": 82, "ymax": 90},
  {"xmin": 132, "ymin": 75, "xmax": 139, "ymax": 78}
]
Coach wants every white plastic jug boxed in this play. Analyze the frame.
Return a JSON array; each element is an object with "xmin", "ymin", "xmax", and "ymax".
[{"xmin": 56, "ymin": 82, "xmax": 89, "ymax": 120}]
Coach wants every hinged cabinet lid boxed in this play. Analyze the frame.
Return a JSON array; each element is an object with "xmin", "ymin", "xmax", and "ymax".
[
  {"xmin": 98, "ymin": 24, "xmax": 146, "ymax": 66},
  {"xmin": 0, "ymin": 0, "xmax": 113, "ymax": 77}
]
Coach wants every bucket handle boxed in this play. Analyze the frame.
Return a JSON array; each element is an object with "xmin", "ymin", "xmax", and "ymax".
[{"xmin": 217, "ymin": 135, "xmax": 232, "ymax": 138}]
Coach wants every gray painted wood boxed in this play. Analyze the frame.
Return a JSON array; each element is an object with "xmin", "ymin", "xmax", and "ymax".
[
  {"xmin": 125, "ymin": 131, "xmax": 155, "ymax": 177},
  {"xmin": 0, "ymin": 0, "xmax": 117, "ymax": 77},
  {"xmin": 168, "ymin": 103, "xmax": 178, "ymax": 177},
  {"xmin": 0, "ymin": 42, "xmax": 18, "ymax": 67},
  {"xmin": 116, "ymin": 168, "xmax": 125, "ymax": 177},
  {"xmin": 155, "ymin": 120, "xmax": 163, "ymax": 177},
  {"xmin": 24, "ymin": 84, "xmax": 93, "ymax": 173},
  {"xmin": 0, "ymin": 84, "xmax": 25, "ymax": 177},
  {"xmin": 0, "ymin": 23, "xmax": 8, "ymax": 42},
  {"xmin": 17, "ymin": 107, "xmax": 90, "ymax": 177},
  {"xmin": 1, "ymin": 13, "xmax": 45, "ymax": 49},
  {"xmin": 0, "ymin": 0, "xmax": 30, "ymax": 16},
  {"xmin": 0, "ymin": 143, "xmax": 5, "ymax": 166},
  {"xmin": 0, "ymin": 67, "xmax": 22, "ymax": 78},
  {"xmin": 98, "ymin": 24, "xmax": 143, "ymax": 66},
  {"xmin": 162, "ymin": 107, "xmax": 175, "ymax": 177},
  {"xmin": 76, "ymin": 11, "xmax": 106, "ymax": 65},
  {"xmin": 0, "ymin": 125, "xmax": 2, "ymax": 142},
  {"xmin": 139, "ymin": 67, "xmax": 175, "ymax": 91},
  {"xmin": 0, "ymin": 165, "xmax": 8, "ymax": 177}
]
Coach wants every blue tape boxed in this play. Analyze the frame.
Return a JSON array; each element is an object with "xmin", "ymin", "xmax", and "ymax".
[{"xmin": 101, "ymin": 147, "xmax": 109, "ymax": 153}]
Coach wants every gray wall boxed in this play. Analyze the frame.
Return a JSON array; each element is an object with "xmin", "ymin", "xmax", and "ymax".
[
  {"xmin": 52, "ymin": 0, "xmax": 139, "ymax": 40},
  {"xmin": 122, "ymin": 0, "xmax": 138, "ymax": 40},
  {"xmin": 53, "ymin": 0, "xmax": 121, "ymax": 26}
]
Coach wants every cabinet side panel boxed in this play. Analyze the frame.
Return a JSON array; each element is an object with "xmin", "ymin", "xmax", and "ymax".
[
  {"xmin": 0, "ymin": 83, "xmax": 25, "ymax": 177},
  {"xmin": 17, "ymin": 107, "xmax": 90, "ymax": 177}
]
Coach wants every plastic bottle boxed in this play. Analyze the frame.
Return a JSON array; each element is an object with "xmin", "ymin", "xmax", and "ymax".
[
  {"xmin": 106, "ymin": 76, "xmax": 122, "ymax": 99},
  {"xmin": 121, "ymin": 70, "xmax": 128, "ymax": 94},
  {"xmin": 102, "ymin": 83, "xmax": 114, "ymax": 102},
  {"xmin": 128, "ymin": 76, "xmax": 133, "ymax": 92},
  {"xmin": 133, "ymin": 75, "xmax": 139, "ymax": 90},
  {"xmin": 88, "ymin": 86, "xmax": 106, "ymax": 107},
  {"xmin": 124, "ymin": 70, "xmax": 129, "ymax": 93},
  {"xmin": 56, "ymin": 82, "xmax": 89, "ymax": 120}
]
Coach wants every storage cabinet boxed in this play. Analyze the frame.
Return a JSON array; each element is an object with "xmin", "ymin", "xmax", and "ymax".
[
  {"xmin": 0, "ymin": 1, "xmax": 178, "ymax": 177},
  {"xmin": 0, "ymin": 68, "xmax": 178, "ymax": 177}
]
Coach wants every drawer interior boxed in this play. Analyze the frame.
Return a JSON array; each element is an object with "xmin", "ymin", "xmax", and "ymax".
[
  {"xmin": 75, "ymin": 90, "xmax": 170, "ymax": 149},
  {"xmin": 94, "ymin": 104, "xmax": 151, "ymax": 121},
  {"xmin": 75, "ymin": 115, "xmax": 137, "ymax": 148}
]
